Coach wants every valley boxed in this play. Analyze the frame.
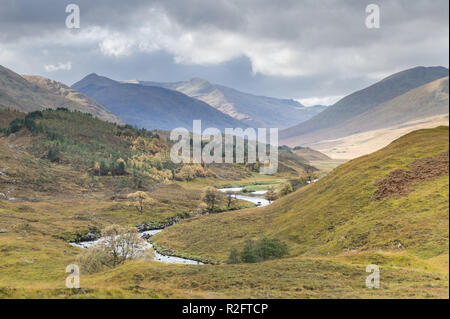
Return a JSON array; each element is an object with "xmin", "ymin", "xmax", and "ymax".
[{"xmin": 0, "ymin": 64, "xmax": 448, "ymax": 300}]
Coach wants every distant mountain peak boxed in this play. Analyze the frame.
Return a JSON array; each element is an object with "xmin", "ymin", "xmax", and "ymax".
[
  {"xmin": 71, "ymin": 73, "xmax": 247, "ymax": 131},
  {"xmin": 138, "ymin": 78, "xmax": 324, "ymax": 129},
  {"xmin": 73, "ymin": 73, "xmax": 117, "ymax": 88}
]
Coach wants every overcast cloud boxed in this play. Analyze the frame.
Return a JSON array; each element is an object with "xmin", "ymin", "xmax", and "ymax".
[{"xmin": 0, "ymin": 0, "xmax": 448, "ymax": 103}]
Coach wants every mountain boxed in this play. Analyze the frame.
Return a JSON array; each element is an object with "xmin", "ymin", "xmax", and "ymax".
[
  {"xmin": 72, "ymin": 74, "xmax": 247, "ymax": 131},
  {"xmin": 0, "ymin": 65, "xmax": 120, "ymax": 123},
  {"xmin": 292, "ymin": 146, "xmax": 331, "ymax": 161},
  {"xmin": 130, "ymin": 78, "xmax": 326, "ymax": 129},
  {"xmin": 153, "ymin": 126, "xmax": 449, "ymax": 261},
  {"xmin": 280, "ymin": 66, "xmax": 449, "ymax": 158}
]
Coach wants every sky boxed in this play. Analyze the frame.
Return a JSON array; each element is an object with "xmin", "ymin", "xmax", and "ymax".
[{"xmin": 0, "ymin": 0, "xmax": 448, "ymax": 106}]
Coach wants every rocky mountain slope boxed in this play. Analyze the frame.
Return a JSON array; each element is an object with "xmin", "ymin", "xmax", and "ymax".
[
  {"xmin": 0, "ymin": 65, "xmax": 120, "ymax": 123},
  {"xmin": 280, "ymin": 66, "xmax": 449, "ymax": 158},
  {"xmin": 131, "ymin": 77, "xmax": 326, "ymax": 129}
]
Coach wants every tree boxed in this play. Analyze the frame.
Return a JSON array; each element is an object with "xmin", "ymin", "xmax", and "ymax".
[
  {"xmin": 234, "ymin": 237, "xmax": 289, "ymax": 264},
  {"xmin": 116, "ymin": 158, "xmax": 126, "ymax": 175},
  {"xmin": 47, "ymin": 146, "xmax": 60, "ymax": 163},
  {"xmin": 240, "ymin": 240, "xmax": 260, "ymax": 263},
  {"xmin": 264, "ymin": 186, "xmax": 279, "ymax": 203},
  {"xmin": 279, "ymin": 182, "xmax": 293, "ymax": 197},
  {"xmin": 127, "ymin": 191, "xmax": 156, "ymax": 215},
  {"xmin": 258, "ymin": 237, "xmax": 289, "ymax": 260},
  {"xmin": 226, "ymin": 191, "xmax": 236, "ymax": 209},
  {"xmin": 76, "ymin": 225, "xmax": 143, "ymax": 273},
  {"xmin": 93, "ymin": 162, "xmax": 101, "ymax": 176},
  {"xmin": 99, "ymin": 160, "xmax": 108, "ymax": 176},
  {"xmin": 7, "ymin": 118, "xmax": 24, "ymax": 134},
  {"xmin": 203, "ymin": 187, "xmax": 224, "ymax": 213}
]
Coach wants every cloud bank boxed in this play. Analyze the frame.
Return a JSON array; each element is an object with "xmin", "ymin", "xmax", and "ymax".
[{"xmin": 0, "ymin": 0, "xmax": 448, "ymax": 102}]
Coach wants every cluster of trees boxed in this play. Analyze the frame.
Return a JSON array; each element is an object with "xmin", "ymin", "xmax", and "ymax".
[
  {"xmin": 202, "ymin": 187, "xmax": 225, "ymax": 213},
  {"xmin": 228, "ymin": 237, "xmax": 289, "ymax": 263},
  {"xmin": 93, "ymin": 158, "xmax": 126, "ymax": 176},
  {"xmin": 4, "ymin": 110, "xmax": 43, "ymax": 135},
  {"xmin": 2, "ymin": 108, "xmax": 216, "ymax": 186},
  {"xmin": 264, "ymin": 182, "xmax": 294, "ymax": 203},
  {"xmin": 174, "ymin": 164, "xmax": 209, "ymax": 181},
  {"xmin": 126, "ymin": 191, "xmax": 156, "ymax": 215}
]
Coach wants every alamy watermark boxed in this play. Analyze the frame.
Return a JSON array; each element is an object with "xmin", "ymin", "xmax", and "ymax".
[
  {"xmin": 365, "ymin": 264, "xmax": 380, "ymax": 289},
  {"xmin": 365, "ymin": 4, "xmax": 380, "ymax": 29},
  {"xmin": 65, "ymin": 263, "xmax": 80, "ymax": 288},
  {"xmin": 170, "ymin": 120, "xmax": 278, "ymax": 175},
  {"xmin": 65, "ymin": 4, "xmax": 80, "ymax": 29}
]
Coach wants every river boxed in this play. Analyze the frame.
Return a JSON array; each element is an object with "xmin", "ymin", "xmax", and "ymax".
[
  {"xmin": 218, "ymin": 187, "xmax": 270, "ymax": 207},
  {"xmin": 70, "ymin": 187, "xmax": 269, "ymax": 265}
]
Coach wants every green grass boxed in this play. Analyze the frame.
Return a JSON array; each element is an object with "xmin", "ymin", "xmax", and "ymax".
[
  {"xmin": 0, "ymin": 111, "xmax": 448, "ymax": 298},
  {"xmin": 153, "ymin": 127, "xmax": 449, "ymax": 264}
]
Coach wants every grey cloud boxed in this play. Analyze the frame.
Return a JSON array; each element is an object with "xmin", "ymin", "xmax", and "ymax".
[{"xmin": 0, "ymin": 0, "xmax": 448, "ymax": 102}]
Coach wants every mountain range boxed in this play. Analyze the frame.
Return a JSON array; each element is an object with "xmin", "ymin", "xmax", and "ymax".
[
  {"xmin": 1, "ymin": 63, "xmax": 448, "ymax": 157},
  {"xmin": 0, "ymin": 65, "xmax": 120, "ymax": 123},
  {"xmin": 72, "ymin": 74, "xmax": 248, "ymax": 131},
  {"xmin": 280, "ymin": 66, "xmax": 449, "ymax": 158},
  {"xmin": 125, "ymin": 78, "xmax": 326, "ymax": 129}
]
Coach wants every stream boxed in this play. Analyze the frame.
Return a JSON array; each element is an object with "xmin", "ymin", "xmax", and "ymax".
[
  {"xmin": 70, "ymin": 187, "xmax": 269, "ymax": 265},
  {"xmin": 218, "ymin": 187, "xmax": 270, "ymax": 207}
]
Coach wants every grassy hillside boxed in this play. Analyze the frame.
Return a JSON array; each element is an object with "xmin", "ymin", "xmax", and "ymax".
[
  {"xmin": 22, "ymin": 75, "xmax": 121, "ymax": 124},
  {"xmin": 0, "ymin": 117, "xmax": 447, "ymax": 298},
  {"xmin": 292, "ymin": 146, "xmax": 331, "ymax": 161},
  {"xmin": 153, "ymin": 126, "xmax": 449, "ymax": 262},
  {"xmin": 0, "ymin": 65, "xmax": 119, "ymax": 123},
  {"xmin": 0, "ymin": 108, "xmax": 313, "ymax": 202}
]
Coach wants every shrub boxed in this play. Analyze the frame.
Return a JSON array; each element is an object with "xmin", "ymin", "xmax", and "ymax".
[
  {"xmin": 258, "ymin": 237, "xmax": 289, "ymax": 260},
  {"xmin": 240, "ymin": 240, "xmax": 261, "ymax": 263},
  {"xmin": 264, "ymin": 186, "xmax": 279, "ymax": 203},
  {"xmin": 279, "ymin": 182, "xmax": 293, "ymax": 196},
  {"xmin": 47, "ymin": 146, "xmax": 61, "ymax": 163},
  {"xmin": 99, "ymin": 160, "xmax": 108, "ymax": 176},
  {"xmin": 77, "ymin": 225, "xmax": 148, "ymax": 273},
  {"xmin": 231, "ymin": 237, "xmax": 289, "ymax": 263},
  {"xmin": 76, "ymin": 247, "xmax": 115, "ymax": 274},
  {"xmin": 7, "ymin": 118, "xmax": 24, "ymax": 134}
]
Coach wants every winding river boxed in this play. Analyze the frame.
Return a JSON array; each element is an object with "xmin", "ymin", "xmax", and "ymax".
[
  {"xmin": 70, "ymin": 187, "xmax": 269, "ymax": 265},
  {"xmin": 218, "ymin": 187, "xmax": 270, "ymax": 207}
]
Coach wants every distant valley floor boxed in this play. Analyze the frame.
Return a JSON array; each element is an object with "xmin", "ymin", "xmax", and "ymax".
[{"xmin": 298, "ymin": 114, "xmax": 449, "ymax": 159}]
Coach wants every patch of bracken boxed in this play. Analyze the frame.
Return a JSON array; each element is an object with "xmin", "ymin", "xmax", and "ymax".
[{"xmin": 373, "ymin": 151, "xmax": 449, "ymax": 200}]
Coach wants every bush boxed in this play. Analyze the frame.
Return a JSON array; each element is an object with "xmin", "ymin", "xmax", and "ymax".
[
  {"xmin": 230, "ymin": 237, "xmax": 289, "ymax": 263},
  {"xmin": 23, "ymin": 111, "xmax": 43, "ymax": 134},
  {"xmin": 279, "ymin": 182, "xmax": 293, "ymax": 196},
  {"xmin": 76, "ymin": 225, "xmax": 148, "ymax": 273},
  {"xmin": 7, "ymin": 118, "xmax": 24, "ymax": 134},
  {"xmin": 99, "ymin": 160, "xmax": 108, "ymax": 176},
  {"xmin": 240, "ymin": 240, "xmax": 261, "ymax": 263},
  {"xmin": 76, "ymin": 247, "xmax": 115, "ymax": 274},
  {"xmin": 258, "ymin": 237, "xmax": 289, "ymax": 260},
  {"xmin": 47, "ymin": 146, "xmax": 60, "ymax": 163}
]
